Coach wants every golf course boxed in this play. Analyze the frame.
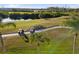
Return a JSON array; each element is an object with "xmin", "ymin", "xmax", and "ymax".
[
  {"xmin": 0, "ymin": 15, "xmax": 78, "ymax": 54},
  {"xmin": 0, "ymin": 5, "xmax": 79, "ymax": 54}
]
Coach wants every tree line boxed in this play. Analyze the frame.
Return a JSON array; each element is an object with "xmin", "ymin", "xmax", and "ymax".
[{"xmin": 0, "ymin": 12, "xmax": 69, "ymax": 20}]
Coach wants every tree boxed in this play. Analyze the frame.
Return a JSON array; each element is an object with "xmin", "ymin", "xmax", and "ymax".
[
  {"xmin": 0, "ymin": 17, "xmax": 16, "ymax": 52},
  {"xmin": 65, "ymin": 14, "xmax": 79, "ymax": 54}
]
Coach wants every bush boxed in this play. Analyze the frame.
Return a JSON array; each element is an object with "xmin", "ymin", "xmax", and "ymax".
[
  {"xmin": 29, "ymin": 14, "xmax": 40, "ymax": 19},
  {"xmin": 39, "ymin": 13, "xmax": 53, "ymax": 18},
  {"xmin": 21, "ymin": 14, "xmax": 30, "ymax": 19},
  {"xmin": 9, "ymin": 13, "xmax": 21, "ymax": 20},
  {"xmin": 31, "ymin": 25, "xmax": 46, "ymax": 30},
  {"xmin": 0, "ymin": 13, "xmax": 8, "ymax": 19},
  {"xmin": 8, "ymin": 12, "xmax": 69, "ymax": 20}
]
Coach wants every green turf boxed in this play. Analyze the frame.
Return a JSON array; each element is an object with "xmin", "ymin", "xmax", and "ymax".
[
  {"xmin": 0, "ymin": 16, "xmax": 69, "ymax": 34},
  {"xmin": 0, "ymin": 28, "xmax": 77, "ymax": 54},
  {"xmin": 0, "ymin": 16, "xmax": 77, "ymax": 54}
]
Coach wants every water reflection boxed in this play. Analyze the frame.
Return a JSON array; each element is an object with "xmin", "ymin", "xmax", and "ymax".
[
  {"xmin": 2, "ymin": 17, "xmax": 32, "ymax": 23},
  {"xmin": 2, "ymin": 17, "xmax": 14, "ymax": 23}
]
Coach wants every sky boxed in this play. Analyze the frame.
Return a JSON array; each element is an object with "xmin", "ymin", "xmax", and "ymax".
[{"xmin": 0, "ymin": 4, "xmax": 79, "ymax": 8}]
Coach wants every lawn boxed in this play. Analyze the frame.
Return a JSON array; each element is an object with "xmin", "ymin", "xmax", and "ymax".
[
  {"xmin": 0, "ymin": 16, "xmax": 69, "ymax": 34},
  {"xmin": 0, "ymin": 28, "xmax": 78, "ymax": 54},
  {"xmin": 0, "ymin": 16, "xmax": 77, "ymax": 54}
]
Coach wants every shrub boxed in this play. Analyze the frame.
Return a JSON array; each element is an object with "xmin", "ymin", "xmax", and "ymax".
[
  {"xmin": 30, "ymin": 25, "xmax": 46, "ymax": 30},
  {"xmin": 8, "ymin": 12, "xmax": 69, "ymax": 20},
  {"xmin": 0, "ymin": 13, "xmax": 8, "ymax": 19},
  {"xmin": 9, "ymin": 13, "xmax": 21, "ymax": 20},
  {"xmin": 21, "ymin": 14, "xmax": 30, "ymax": 19},
  {"xmin": 29, "ymin": 14, "xmax": 39, "ymax": 19}
]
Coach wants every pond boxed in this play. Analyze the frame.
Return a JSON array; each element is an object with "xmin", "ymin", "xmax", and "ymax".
[{"xmin": 2, "ymin": 17, "xmax": 32, "ymax": 23}]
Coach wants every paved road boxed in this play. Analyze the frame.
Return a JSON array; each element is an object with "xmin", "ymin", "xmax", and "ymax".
[{"xmin": 2, "ymin": 26, "xmax": 73, "ymax": 37}]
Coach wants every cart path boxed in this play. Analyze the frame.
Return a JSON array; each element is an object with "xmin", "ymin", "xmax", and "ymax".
[{"xmin": 2, "ymin": 26, "xmax": 73, "ymax": 37}]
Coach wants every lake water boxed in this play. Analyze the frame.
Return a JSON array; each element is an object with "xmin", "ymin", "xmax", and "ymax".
[{"xmin": 2, "ymin": 17, "xmax": 32, "ymax": 23}]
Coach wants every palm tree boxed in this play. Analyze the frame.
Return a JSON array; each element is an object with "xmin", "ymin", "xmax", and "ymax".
[
  {"xmin": 0, "ymin": 17, "xmax": 16, "ymax": 52},
  {"xmin": 65, "ymin": 14, "xmax": 79, "ymax": 54}
]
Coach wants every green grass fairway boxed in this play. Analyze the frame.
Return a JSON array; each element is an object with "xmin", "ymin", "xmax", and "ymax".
[
  {"xmin": 0, "ymin": 28, "xmax": 78, "ymax": 54},
  {"xmin": 0, "ymin": 16, "xmax": 77, "ymax": 54},
  {"xmin": 0, "ymin": 16, "xmax": 69, "ymax": 34}
]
